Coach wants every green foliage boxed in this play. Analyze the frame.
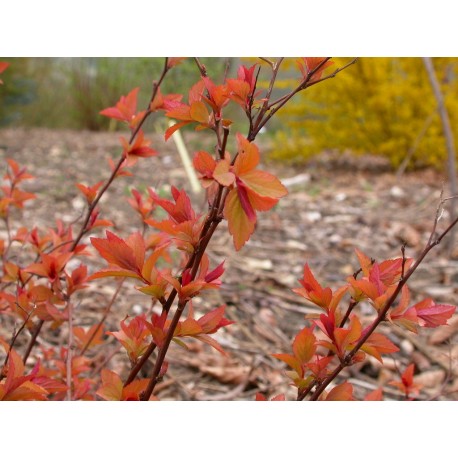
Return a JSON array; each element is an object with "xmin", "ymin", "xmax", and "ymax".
[
  {"xmin": 0, "ymin": 58, "xmax": 227, "ymax": 130},
  {"xmin": 272, "ymin": 57, "xmax": 458, "ymax": 170},
  {"xmin": 0, "ymin": 58, "xmax": 42, "ymax": 126}
]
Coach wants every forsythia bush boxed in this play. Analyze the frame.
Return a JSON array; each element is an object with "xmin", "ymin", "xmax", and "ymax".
[
  {"xmin": 272, "ymin": 57, "xmax": 458, "ymax": 169},
  {"xmin": 0, "ymin": 58, "xmax": 456, "ymax": 401}
]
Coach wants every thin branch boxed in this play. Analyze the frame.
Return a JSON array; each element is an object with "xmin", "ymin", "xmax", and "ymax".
[
  {"xmin": 194, "ymin": 58, "xmax": 207, "ymax": 77},
  {"xmin": 79, "ymin": 279, "xmax": 125, "ymax": 356},
  {"xmin": 22, "ymin": 58, "xmax": 172, "ymax": 366},
  {"xmin": 423, "ymin": 57, "xmax": 458, "ymax": 254},
  {"xmin": 66, "ymin": 300, "xmax": 74, "ymax": 401},
  {"xmin": 70, "ymin": 58, "xmax": 170, "ymax": 252},
  {"xmin": 129, "ymin": 56, "xmax": 359, "ymax": 396},
  {"xmin": 0, "ymin": 307, "xmax": 34, "ymax": 379},
  {"xmin": 140, "ymin": 301, "xmax": 187, "ymax": 400},
  {"xmin": 307, "ymin": 198, "xmax": 458, "ymax": 401},
  {"xmin": 267, "ymin": 58, "xmax": 358, "ymax": 110},
  {"xmin": 252, "ymin": 58, "xmax": 358, "ymax": 139},
  {"xmin": 256, "ymin": 58, "xmax": 284, "ymax": 123},
  {"xmin": 22, "ymin": 319, "xmax": 44, "ymax": 364},
  {"xmin": 258, "ymin": 57, "xmax": 275, "ymax": 68}
]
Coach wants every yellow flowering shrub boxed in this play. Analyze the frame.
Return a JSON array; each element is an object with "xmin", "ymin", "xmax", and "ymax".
[{"xmin": 272, "ymin": 57, "xmax": 458, "ymax": 170}]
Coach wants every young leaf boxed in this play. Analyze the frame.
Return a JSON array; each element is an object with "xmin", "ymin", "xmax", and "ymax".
[
  {"xmin": 389, "ymin": 363, "xmax": 422, "ymax": 398},
  {"xmin": 414, "ymin": 299, "xmax": 456, "ymax": 328},
  {"xmin": 224, "ymin": 188, "xmax": 256, "ymax": 251},
  {"xmin": 364, "ymin": 387, "xmax": 384, "ymax": 401},
  {"xmin": 292, "ymin": 327, "xmax": 316, "ymax": 364},
  {"xmin": 360, "ymin": 332, "xmax": 399, "ymax": 362},
  {"xmin": 100, "ymin": 87, "xmax": 145, "ymax": 129},
  {"xmin": 323, "ymin": 381, "xmax": 354, "ymax": 401},
  {"xmin": 90, "ymin": 231, "xmax": 145, "ymax": 279}
]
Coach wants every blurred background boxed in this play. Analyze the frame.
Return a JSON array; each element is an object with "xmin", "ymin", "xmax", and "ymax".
[{"xmin": 2, "ymin": 57, "xmax": 458, "ymax": 171}]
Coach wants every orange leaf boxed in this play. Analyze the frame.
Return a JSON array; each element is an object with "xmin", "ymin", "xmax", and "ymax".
[
  {"xmin": 355, "ymin": 248, "xmax": 373, "ymax": 276},
  {"xmin": 361, "ymin": 332, "xmax": 399, "ymax": 362},
  {"xmin": 90, "ymin": 231, "xmax": 145, "ymax": 276},
  {"xmin": 324, "ymin": 381, "xmax": 354, "ymax": 401},
  {"xmin": 165, "ymin": 121, "xmax": 192, "ymax": 141},
  {"xmin": 296, "ymin": 58, "xmax": 334, "ymax": 83},
  {"xmin": 272, "ymin": 353, "xmax": 303, "ymax": 377},
  {"xmin": 120, "ymin": 131, "xmax": 158, "ymax": 165},
  {"xmin": 239, "ymin": 170, "xmax": 287, "ymax": 201},
  {"xmin": 389, "ymin": 363, "xmax": 422, "ymax": 397},
  {"xmin": 73, "ymin": 324, "xmax": 105, "ymax": 350},
  {"xmin": 193, "ymin": 151, "xmax": 216, "ymax": 177},
  {"xmin": 189, "ymin": 101, "xmax": 210, "ymax": 124},
  {"xmin": 293, "ymin": 264, "xmax": 333, "ymax": 310},
  {"xmin": 227, "ymin": 79, "xmax": 251, "ymax": 107},
  {"xmin": 233, "ymin": 133, "xmax": 260, "ymax": 175},
  {"xmin": 223, "ymin": 188, "xmax": 256, "ymax": 251},
  {"xmin": 213, "ymin": 160, "xmax": 235, "ymax": 187},
  {"xmin": 100, "ymin": 87, "xmax": 145, "ymax": 129},
  {"xmin": 292, "ymin": 327, "xmax": 316, "ymax": 364},
  {"xmin": 364, "ymin": 387, "xmax": 384, "ymax": 401},
  {"xmin": 197, "ymin": 305, "xmax": 233, "ymax": 334},
  {"xmin": 167, "ymin": 57, "xmax": 187, "ymax": 68},
  {"xmin": 96, "ymin": 369, "xmax": 123, "ymax": 401}
]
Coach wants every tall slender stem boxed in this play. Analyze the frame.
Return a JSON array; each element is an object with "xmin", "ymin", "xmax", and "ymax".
[{"xmin": 305, "ymin": 211, "xmax": 458, "ymax": 401}]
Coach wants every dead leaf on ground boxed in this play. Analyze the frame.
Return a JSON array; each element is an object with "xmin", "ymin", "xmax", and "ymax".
[{"xmin": 414, "ymin": 369, "xmax": 446, "ymax": 389}]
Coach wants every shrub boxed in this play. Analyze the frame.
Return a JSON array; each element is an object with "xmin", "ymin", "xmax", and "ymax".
[
  {"xmin": 0, "ymin": 57, "xmax": 456, "ymax": 401},
  {"xmin": 272, "ymin": 57, "xmax": 458, "ymax": 170}
]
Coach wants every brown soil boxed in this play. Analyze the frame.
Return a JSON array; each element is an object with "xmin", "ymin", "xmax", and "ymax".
[{"xmin": 1, "ymin": 127, "xmax": 457, "ymax": 401}]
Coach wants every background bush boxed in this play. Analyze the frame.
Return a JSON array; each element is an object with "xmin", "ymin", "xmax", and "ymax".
[
  {"xmin": 272, "ymin": 57, "xmax": 458, "ymax": 170},
  {"xmin": 0, "ymin": 57, "xmax": 227, "ymax": 130}
]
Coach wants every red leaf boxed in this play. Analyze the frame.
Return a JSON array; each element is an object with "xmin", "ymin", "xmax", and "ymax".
[
  {"xmin": 389, "ymin": 363, "xmax": 422, "ymax": 397},
  {"xmin": 100, "ymin": 87, "xmax": 145, "ymax": 129},
  {"xmin": 236, "ymin": 180, "xmax": 257, "ymax": 222},
  {"xmin": 76, "ymin": 181, "xmax": 103, "ymax": 205},
  {"xmin": 223, "ymin": 188, "xmax": 256, "ymax": 251},
  {"xmin": 167, "ymin": 57, "xmax": 187, "ymax": 68},
  {"xmin": 0, "ymin": 62, "xmax": 9, "ymax": 73},
  {"xmin": 293, "ymin": 264, "xmax": 334, "ymax": 310},
  {"xmin": 414, "ymin": 299, "xmax": 456, "ymax": 328},
  {"xmin": 198, "ymin": 305, "xmax": 234, "ymax": 334},
  {"xmin": 90, "ymin": 231, "xmax": 145, "ymax": 276},
  {"xmin": 0, "ymin": 61, "xmax": 9, "ymax": 84},
  {"xmin": 120, "ymin": 131, "xmax": 158, "ymax": 165}
]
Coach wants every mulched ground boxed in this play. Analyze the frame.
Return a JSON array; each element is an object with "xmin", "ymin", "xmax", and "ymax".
[{"xmin": 1, "ymin": 127, "xmax": 458, "ymax": 400}]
